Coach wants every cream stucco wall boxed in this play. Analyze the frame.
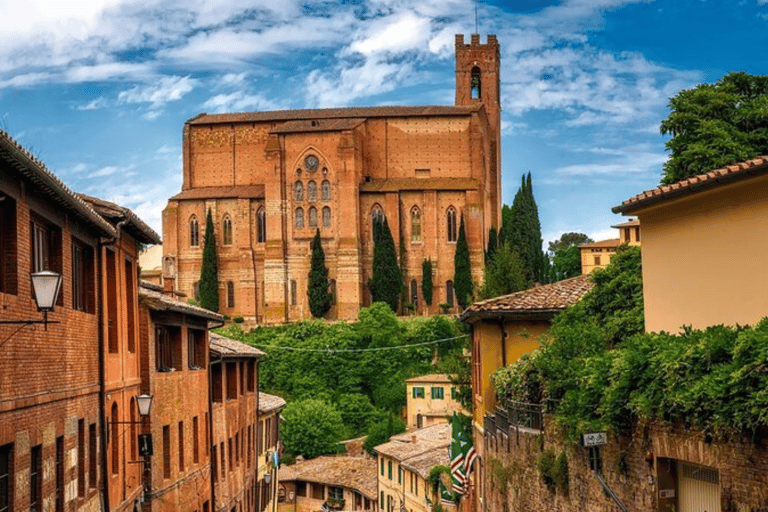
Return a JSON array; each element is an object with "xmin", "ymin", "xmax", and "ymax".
[
  {"xmin": 405, "ymin": 378, "xmax": 464, "ymax": 429},
  {"xmin": 633, "ymin": 173, "xmax": 768, "ymax": 333}
]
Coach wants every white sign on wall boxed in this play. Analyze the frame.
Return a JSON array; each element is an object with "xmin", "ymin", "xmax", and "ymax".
[{"xmin": 582, "ymin": 432, "xmax": 608, "ymax": 447}]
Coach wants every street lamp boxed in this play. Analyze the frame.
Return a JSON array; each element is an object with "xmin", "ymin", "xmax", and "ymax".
[
  {"xmin": 136, "ymin": 394, "xmax": 153, "ymax": 417},
  {"xmin": 0, "ymin": 271, "xmax": 62, "ymax": 345}
]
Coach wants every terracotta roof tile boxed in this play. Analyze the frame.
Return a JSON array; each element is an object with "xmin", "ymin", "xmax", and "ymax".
[
  {"xmin": 259, "ymin": 392, "xmax": 286, "ymax": 414},
  {"xmin": 613, "ymin": 156, "xmax": 768, "ymax": 214},
  {"xmin": 578, "ymin": 238, "xmax": 620, "ymax": 249},
  {"xmin": 210, "ymin": 333, "xmax": 264, "ymax": 359},
  {"xmin": 460, "ymin": 274, "xmax": 593, "ymax": 322},
  {"xmin": 78, "ymin": 193, "xmax": 161, "ymax": 244},
  {"xmin": 269, "ymin": 118, "xmax": 366, "ymax": 134},
  {"xmin": 359, "ymin": 178, "xmax": 479, "ymax": 193},
  {"xmin": 279, "ymin": 456, "xmax": 378, "ymax": 499},
  {"xmin": 169, "ymin": 185, "xmax": 264, "ymax": 201},
  {"xmin": 405, "ymin": 374, "xmax": 453, "ymax": 384},
  {"xmin": 188, "ymin": 105, "xmax": 481, "ymax": 125},
  {"xmin": 139, "ymin": 283, "xmax": 224, "ymax": 323},
  {"xmin": 400, "ymin": 447, "xmax": 450, "ymax": 479},
  {"xmin": 610, "ymin": 218, "xmax": 639, "ymax": 228},
  {"xmin": 374, "ymin": 423, "xmax": 451, "ymax": 461},
  {"xmin": 0, "ymin": 130, "xmax": 116, "ymax": 238}
]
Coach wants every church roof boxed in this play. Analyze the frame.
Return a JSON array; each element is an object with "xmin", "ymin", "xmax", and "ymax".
[
  {"xmin": 187, "ymin": 105, "xmax": 482, "ymax": 125},
  {"xmin": 169, "ymin": 185, "xmax": 265, "ymax": 201},
  {"xmin": 269, "ymin": 118, "xmax": 366, "ymax": 134},
  {"xmin": 360, "ymin": 178, "xmax": 479, "ymax": 193}
]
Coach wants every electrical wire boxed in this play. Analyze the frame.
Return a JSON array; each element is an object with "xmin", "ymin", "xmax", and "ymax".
[{"xmin": 249, "ymin": 334, "xmax": 469, "ymax": 354}]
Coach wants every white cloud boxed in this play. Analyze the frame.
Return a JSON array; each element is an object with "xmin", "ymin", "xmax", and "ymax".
[
  {"xmin": 348, "ymin": 11, "xmax": 431, "ymax": 56},
  {"xmin": 117, "ymin": 75, "xmax": 197, "ymax": 107},
  {"xmin": 201, "ymin": 91, "xmax": 283, "ymax": 113},
  {"xmin": 76, "ymin": 97, "xmax": 110, "ymax": 110}
]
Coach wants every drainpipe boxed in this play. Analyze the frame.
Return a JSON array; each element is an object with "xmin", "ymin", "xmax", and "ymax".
[
  {"xmin": 97, "ymin": 216, "xmax": 129, "ymax": 512},
  {"xmin": 499, "ymin": 318, "xmax": 507, "ymax": 368}
]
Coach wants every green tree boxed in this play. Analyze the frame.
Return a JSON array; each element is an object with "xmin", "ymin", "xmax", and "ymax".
[
  {"xmin": 548, "ymin": 232, "xmax": 593, "ymax": 281},
  {"xmin": 660, "ymin": 72, "xmax": 768, "ymax": 185},
  {"xmin": 485, "ymin": 226, "xmax": 499, "ymax": 265},
  {"xmin": 453, "ymin": 214, "xmax": 472, "ymax": 309},
  {"xmin": 422, "ymin": 259, "xmax": 434, "ymax": 306},
  {"xmin": 281, "ymin": 399, "xmax": 345, "ymax": 459},
  {"xmin": 369, "ymin": 216, "xmax": 402, "ymax": 313},
  {"xmin": 509, "ymin": 173, "xmax": 547, "ymax": 284},
  {"xmin": 548, "ymin": 232, "xmax": 593, "ymax": 254},
  {"xmin": 335, "ymin": 393, "xmax": 376, "ymax": 438},
  {"xmin": 363, "ymin": 412, "xmax": 406, "ymax": 455},
  {"xmin": 198, "ymin": 209, "xmax": 219, "ymax": 312},
  {"xmin": 307, "ymin": 229, "xmax": 332, "ymax": 318},
  {"xmin": 499, "ymin": 204, "xmax": 514, "ymax": 246},
  {"xmin": 479, "ymin": 242, "xmax": 527, "ymax": 299}
]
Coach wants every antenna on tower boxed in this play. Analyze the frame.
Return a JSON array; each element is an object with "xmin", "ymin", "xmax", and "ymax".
[{"xmin": 474, "ymin": 3, "xmax": 479, "ymax": 34}]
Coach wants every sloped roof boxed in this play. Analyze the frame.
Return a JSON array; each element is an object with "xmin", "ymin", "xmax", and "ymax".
[
  {"xmin": 374, "ymin": 423, "xmax": 451, "ymax": 461},
  {"xmin": 279, "ymin": 456, "xmax": 378, "ymax": 499},
  {"xmin": 578, "ymin": 238, "xmax": 620, "ymax": 249},
  {"xmin": 0, "ymin": 130, "xmax": 116, "ymax": 238},
  {"xmin": 613, "ymin": 156, "xmax": 768, "ymax": 214},
  {"xmin": 169, "ymin": 185, "xmax": 264, "ymax": 201},
  {"xmin": 460, "ymin": 274, "xmax": 593, "ymax": 323},
  {"xmin": 406, "ymin": 374, "xmax": 453, "ymax": 384},
  {"xmin": 139, "ymin": 283, "xmax": 224, "ymax": 323},
  {"xmin": 269, "ymin": 118, "xmax": 366, "ymax": 134},
  {"xmin": 610, "ymin": 218, "xmax": 639, "ymax": 229},
  {"xmin": 400, "ymin": 446, "xmax": 450, "ymax": 479},
  {"xmin": 259, "ymin": 392, "xmax": 286, "ymax": 414},
  {"xmin": 210, "ymin": 332, "xmax": 264, "ymax": 359},
  {"xmin": 359, "ymin": 178, "xmax": 479, "ymax": 193},
  {"xmin": 188, "ymin": 105, "xmax": 481, "ymax": 125},
  {"xmin": 78, "ymin": 193, "xmax": 161, "ymax": 245}
]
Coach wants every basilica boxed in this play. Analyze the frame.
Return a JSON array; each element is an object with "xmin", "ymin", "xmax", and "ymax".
[{"xmin": 162, "ymin": 34, "xmax": 502, "ymax": 323}]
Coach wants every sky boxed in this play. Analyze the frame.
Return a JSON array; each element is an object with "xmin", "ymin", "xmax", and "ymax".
[{"xmin": 1, "ymin": 0, "xmax": 767, "ymax": 247}]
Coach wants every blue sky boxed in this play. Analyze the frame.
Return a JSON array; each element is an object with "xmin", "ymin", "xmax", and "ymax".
[{"xmin": 2, "ymin": 0, "xmax": 767, "ymax": 245}]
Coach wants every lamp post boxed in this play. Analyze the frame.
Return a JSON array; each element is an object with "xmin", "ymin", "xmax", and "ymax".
[
  {"xmin": 112, "ymin": 395, "xmax": 154, "ymax": 504},
  {"xmin": 0, "ymin": 271, "xmax": 63, "ymax": 347}
]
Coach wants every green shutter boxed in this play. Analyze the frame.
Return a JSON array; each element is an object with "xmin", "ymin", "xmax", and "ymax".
[
  {"xmin": 388, "ymin": 460, "xmax": 392, "ymax": 480},
  {"xmin": 380, "ymin": 457, "xmax": 384, "ymax": 476}
]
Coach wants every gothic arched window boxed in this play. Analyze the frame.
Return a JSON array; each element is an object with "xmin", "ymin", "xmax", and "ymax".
[
  {"xmin": 294, "ymin": 181, "xmax": 303, "ymax": 201},
  {"xmin": 411, "ymin": 207, "xmax": 421, "ymax": 242},
  {"xmin": 446, "ymin": 280, "xmax": 454, "ymax": 307},
  {"xmin": 295, "ymin": 208, "xmax": 304, "ymax": 229},
  {"xmin": 371, "ymin": 204, "xmax": 384, "ymax": 239},
  {"xmin": 189, "ymin": 216, "xmax": 199, "ymax": 247},
  {"xmin": 322, "ymin": 206, "xmax": 331, "ymax": 227},
  {"xmin": 471, "ymin": 66, "xmax": 481, "ymax": 100},
  {"xmin": 410, "ymin": 279, "xmax": 418, "ymax": 306},
  {"xmin": 446, "ymin": 207, "xmax": 457, "ymax": 243},
  {"xmin": 257, "ymin": 207, "xmax": 266, "ymax": 243},
  {"xmin": 322, "ymin": 180, "xmax": 331, "ymax": 201},
  {"xmin": 308, "ymin": 206, "xmax": 318, "ymax": 228},
  {"xmin": 222, "ymin": 215, "xmax": 233, "ymax": 246},
  {"xmin": 308, "ymin": 181, "xmax": 317, "ymax": 202},
  {"xmin": 227, "ymin": 281, "xmax": 235, "ymax": 308}
]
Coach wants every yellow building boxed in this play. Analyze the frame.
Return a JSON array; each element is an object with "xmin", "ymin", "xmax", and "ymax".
[
  {"xmin": 579, "ymin": 218, "xmax": 641, "ymax": 274},
  {"xmin": 258, "ymin": 392, "xmax": 286, "ymax": 512},
  {"xmin": 459, "ymin": 275, "xmax": 593, "ymax": 512},
  {"xmin": 277, "ymin": 456, "xmax": 377, "ymax": 512},
  {"xmin": 613, "ymin": 156, "xmax": 768, "ymax": 333},
  {"xmin": 405, "ymin": 374, "xmax": 465, "ymax": 429},
  {"xmin": 374, "ymin": 423, "xmax": 455, "ymax": 512}
]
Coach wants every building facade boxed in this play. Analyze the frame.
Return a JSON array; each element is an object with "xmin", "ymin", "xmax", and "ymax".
[
  {"xmin": 257, "ymin": 392, "xmax": 285, "ymax": 512},
  {"xmin": 405, "ymin": 374, "xmax": 464, "ymax": 430},
  {"xmin": 161, "ymin": 34, "xmax": 502, "ymax": 324},
  {"xmin": 578, "ymin": 218, "xmax": 640, "ymax": 274}
]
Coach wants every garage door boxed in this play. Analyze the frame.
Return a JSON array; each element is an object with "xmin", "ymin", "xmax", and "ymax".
[{"xmin": 678, "ymin": 462, "xmax": 721, "ymax": 512}]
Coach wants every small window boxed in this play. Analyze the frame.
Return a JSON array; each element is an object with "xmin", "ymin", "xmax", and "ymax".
[
  {"xmin": 588, "ymin": 446, "xmax": 602, "ymax": 473},
  {"xmin": 55, "ymin": 436, "xmax": 64, "ymax": 512},
  {"xmin": 125, "ymin": 259, "xmax": 136, "ymax": 352},
  {"xmin": 111, "ymin": 403, "xmax": 119, "ymax": 475},
  {"xmin": 308, "ymin": 181, "xmax": 317, "ymax": 202},
  {"xmin": 431, "ymin": 387, "xmax": 444, "ymax": 399},
  {"xmin": 222, "ymin": 215, "xmax": 233, "ymax": 246},
  {"xmin": 388, "ymin": 460, "xmax": 392, "ymax": 480},
  {"xmin": 291, "ymin": 280, "xmax": 297, "ymax": 306},
  {"xmin": 295, "ymin": 208, "xmax": 304, "ymax": 229},
  {"xmin": 322, "ymin": 180, "xmax": 330, "ymax": 201},
  {"xmin": 312, "ymin": 483, "xmax": 323, "ymax": 500},
  {"xmin": 296, "ymin": 482, "xmax": 307, "ymax": 497},
  {"xmin": 88, "ymin": 423, "xmax": 96, "ymax": 488},
  {"xmin": 162, "ymin": 426, "xmax": 171, "ymax": 479},
  {"xmin": 226, "ymin": 362, "xmax": 237, "ymax": 400},
  {"xmin": 257, "ymin": 207, "xmax": 266, "ymax": 243},
  {"xmin": 446, "ymin": 280, "xmax": 454, "ymax": 307},
  {"xmin": 329, "ymin": 486, "xmax": 343, "ymax": 501},
  {"xmin": 371, "ymin": 205, "xmax": 384, "ymax": 238},
  {"xmin": 412, "ymin": 387, "xmax": 425, "ymax": 399},
  {"xmin": 193, "ymin": 281, "xmax": 200, "ymax": 301},
  {"xmin": 330, "ymin": 279, "xmax": 336, "ymax": 305},
  {"xmin": 30, "ymin": 445, "xmax": 41, "ymax": 512},
  {"xmin": 635, "ymin": 226, "xmax": 640, "ymax": 242},
  {"xmin": 31, "ymin": 214, "xmax": 63, "ymax": 304},
  {"xmin": 410, "ymin": 207, "xmax": 421, "ymax": 242},
  {"xmin": 193, "ymin": 417, "xmax": 200, "ymax": 464},
  {"xmin": 212, "ymin": 363, "xmax": 222, "ymax": 402},
  {"xmin": 1, "ymin": 443, "xmax": 13, "ymax": 512},
  {"xmin": 380, "ymin": 457, "xmax": 385, "ymax": 476},
  {"xmin": 410, "ymin": 279, "xmax": 418, "ymax": 306},
  {"xmin": 156, "ymin": 325, "xmax": 182, "ymax": 372},
  {"xmin": 77, "ymin": 421, "xmax": 85, "ymax": 496},
  {"xmin": 0, "ymin": 195, "xmax": 18, "ymax": 295},
  {"xmin": 471, "ymin": 66, "xmax": 481, "ymax": 99},
  {"xmin": 72, "ymin": 238, "xmax": 95, "ymax": 313},
  {"xmin": 594, "ymin": 256, "xmax": 601, "ymax": 266},
  {"xmin": 190, "ymin": 216, "xmax": 199, "ymax": 247},
  {"xmin": 446, "ymin": 207, "xmax": 457, "ymax": 243},
  {"xmin": 294, "ymin": 181, "xmax": 303, "ymax": 201},
  {"xmin": 309, "ymin": 207, "xmax": 317, "ymax": 228},
  {"xmin": 322, "ymin": 207, "xmax": 331, "ymax": 228},
  {"xmin": 227, "ymin": 281, "xmax": 235, "ymax": 308},
  {"xmin": 188, "ymin": 329, "xmax": 205, "ymax": 369},
  {"xmin": 179, "ymin": 422, "xmax": 185, "ymax": 472},
  {"xmin": 624, "ymin": 227, "xmax": 630, "ymax": 242}
]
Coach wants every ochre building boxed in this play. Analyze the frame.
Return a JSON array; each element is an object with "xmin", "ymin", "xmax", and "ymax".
[{"xmin": 162, "ymin": 34, "xmax": 502, "ymax": 323}]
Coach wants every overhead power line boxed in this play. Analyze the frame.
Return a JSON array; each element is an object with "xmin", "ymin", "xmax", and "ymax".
[{"xmin": 250, "ymin": 334, "xmax": 469, "ymax": 354}]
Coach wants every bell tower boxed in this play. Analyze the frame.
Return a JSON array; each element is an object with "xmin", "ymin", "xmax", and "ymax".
[{"xmin": 455, "ymin": 33, "xmax": 501, "ymax": 225}]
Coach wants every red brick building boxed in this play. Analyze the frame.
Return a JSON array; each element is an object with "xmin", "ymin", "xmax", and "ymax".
[
  {"xmin": 162, "ymin": 34, "xmax": 502, "ymax": 323},
  {"xmin": 208, "ymin": 333, "xmax": 264, "ymax": 512},
  {"xmin": 257, "ymin": 392, "xmax": 285, "ymax": 512}
]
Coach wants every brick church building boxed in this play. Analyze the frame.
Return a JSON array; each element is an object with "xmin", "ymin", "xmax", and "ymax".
[{"xmin": 162, "ymin": 34, "xmax": 502, "ymax": 323}]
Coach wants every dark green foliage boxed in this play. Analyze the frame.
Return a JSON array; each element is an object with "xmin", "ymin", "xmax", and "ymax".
[
  {"xmin": 336, "ymin": 393, "xmax": 376, "ymax": 437},
  {"xmin": 499, "ymin": 204, "xmax": 514, "ymax": 246},
  {"xmin": 509, "ymin": 173, "xmax": 548, "ymax": 284},
  {"xmin": 308, "ymin": 229, "xmax": 332, "ymax": 318},
  {"xmin": 660, "ymin": 72, "xmax": 768, "ymax": 185},
  {"xmin": 548, "ymin": 232, "xmax": 593, "ymax": 254},
  {"xmin": 198, "ymin": 209, "xmax": 219, "ymax": 312},
  {"xmin": 369, "ymin": 216, "xmax": 402, "ymax": 313},
  {"xmin": 363, "ymin": 413, "xmax": 406, "ymax": 455},
  {"xmin": 550, "ymin": 245, "xmax": 583, "ymax": 282},
  {"xmin": 281, "ymin": 399, "xmax": 345, "ymax": 459},
  {"xmin": 479, "ymin": 242, "xmax": 527, "ymax": 299},
  {"xmin": 453, "ymin": 214, "xmax": 472, "ymax": 309},
  {"xmin": 538, "ymin": 449, "xmax": 568, "ymax": 494},
  {"xmin": 485, "ymin": 227, "xmax": 498, "ymax": 265},
  {"xmin": 422, "ymin": 259, "xmax": 434, "ymax": 306}
]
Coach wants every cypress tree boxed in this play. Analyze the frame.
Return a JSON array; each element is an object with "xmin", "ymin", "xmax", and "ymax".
[
  {"xmin": 485, "ymin": 226, "xmax": 498, "ymax": 265},
  {"xmin": 199, "ymin": 209, "xmax": 219, "ymax": 312},
  {"xmin": 453, "ymin": 213, "xmax": 472, "ymax": 309},
  {"xmin": 368, "ymin": 216, "xmax": 402, "ymax": 313},
  {"xmin": 499, "ymin": 204, "xmax": 514, "ymax": 246},
  {"xmin": 308, "ymin": 229, "xmax": 332, "ymax": 318},
  {"xmin": 509, "ymin": 173, "xmax": 547, "ymax": 284},
  {"xmin": 422, "ymin": 258, "xmax": 433, "ymax": 306}
]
